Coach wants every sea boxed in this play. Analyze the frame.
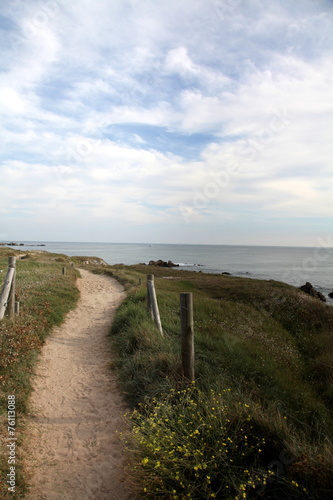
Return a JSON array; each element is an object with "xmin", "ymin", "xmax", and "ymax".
[{"xmin": 4, "ymin": 241, "xmax": 333, "ymax": 303}]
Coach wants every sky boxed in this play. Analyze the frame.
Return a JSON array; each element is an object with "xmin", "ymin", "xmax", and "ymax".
[{"xmin": 0, "ymin": 0, "xmax": 332, "ymax": 246}]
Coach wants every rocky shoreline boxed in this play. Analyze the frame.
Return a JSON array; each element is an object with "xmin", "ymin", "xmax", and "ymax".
[{"xmin": 0, "ymin": 242, "xmax": 46, "ymax": 247}]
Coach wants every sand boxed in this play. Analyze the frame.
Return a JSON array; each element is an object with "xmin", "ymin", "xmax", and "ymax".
[{"xmin": 23, "ymin": 269, "xmax": 137, "ymax": 500}]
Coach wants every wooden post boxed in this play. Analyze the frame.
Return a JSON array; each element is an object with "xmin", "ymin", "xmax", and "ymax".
[
  {"xmin": 15, "ymin": 301, "xmax": 20, "ymax": 316},
  {"xmin": 8, "ymin": 257, "xmax": 16, "ymax": 319},
  {"xmin": 180, "ymin": 292, "xmax": 195, "ymax": 382},
  {"xmin": 146, "ymin": 275, "xmax": 153, "ymax": 318},
  {"xmin": 138, "ymin": 277, "xmax": 142, "ymax": 285},
  {"xmin": 0, "ymin": 256, "xmax": 16, "ymax": 320},
  {"xmin": 147, "ymin": 275, "xmax": 163, "ymax": 335},
  {"xmin": 62, "ymin": 266, "xmax": 66, "ymax": 275}
]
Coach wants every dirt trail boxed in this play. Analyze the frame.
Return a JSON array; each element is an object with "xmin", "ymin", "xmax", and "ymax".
[{"xmin": 23, "ymin": 269, "xmax": 136, "ymax": 500}]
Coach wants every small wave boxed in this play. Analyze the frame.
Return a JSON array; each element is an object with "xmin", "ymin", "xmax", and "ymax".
[{"xmin": 177, "ymin": 263, "xmax": 205, "ymax": 267}]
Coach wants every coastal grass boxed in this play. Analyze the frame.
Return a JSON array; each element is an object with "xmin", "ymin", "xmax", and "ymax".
[
  {"xmin": 0, "ymin": 248, "xmax": 80, "ymax": 498},
  {"xmin": 100, "ymin": 264, "xmax": 333, "ymax": 499}
]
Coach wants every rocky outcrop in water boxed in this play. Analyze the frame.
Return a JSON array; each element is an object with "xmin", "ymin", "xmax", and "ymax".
[
  {"xmin": 3, "ymin": 242, "xmax": 45, "ymax": 246},
  {"xmin": 148, "ymin": 259, "xmax": 179, "ymax": 267},
  {"xmin": 299, "ymin": 282, "xmax": 326, "ymax": 302}
]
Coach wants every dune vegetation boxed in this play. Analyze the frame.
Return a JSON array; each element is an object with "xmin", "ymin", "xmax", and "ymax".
[{"xmin": 96, "ymin": 264, "xmax": 333, "ymax": 500}]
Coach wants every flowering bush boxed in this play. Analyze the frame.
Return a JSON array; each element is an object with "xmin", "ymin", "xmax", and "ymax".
[{"xmin": 124, "ymin": 384, "xmax": 278, "ymax": 499}]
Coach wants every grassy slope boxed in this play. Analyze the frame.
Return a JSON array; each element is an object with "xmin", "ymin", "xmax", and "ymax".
[
  {"xmin": 0, "ymin": 249, "xmax": 80, "ymax": 499},
  {"xmin": 97, "ymin": 264, "xmax": 333, "ymax": 499}
]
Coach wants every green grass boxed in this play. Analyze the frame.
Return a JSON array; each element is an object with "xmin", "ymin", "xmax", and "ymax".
[
  {"xmin": 0, "ymin": 249, "xmax": 80, "ymax": 499},
  {"xmin": 101, "ymin": 264, "xmax": 333, "ymax": 499}
]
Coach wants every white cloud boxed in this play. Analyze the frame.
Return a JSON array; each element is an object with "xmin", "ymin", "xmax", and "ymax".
[{"xmin": 0, "ymin": 0, "xmax": 332, "ymax": 244}]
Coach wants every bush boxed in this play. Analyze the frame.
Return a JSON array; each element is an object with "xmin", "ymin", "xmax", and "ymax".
[{"xmin": 123, "ymin": 384, "xmax": 309, "ymax": 499}]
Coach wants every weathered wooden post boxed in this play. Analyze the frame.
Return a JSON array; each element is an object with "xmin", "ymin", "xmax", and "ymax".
[
  {"xmin": 146, "ymin": 275, "xmax": 153, "ymax": 318},
  {"xmin": 15, "ymin": 301, "xmax": 20, "ymax": 316},
  {"xmin": 62, "ymin": 266, "xmax": 66, "ymax": 275},
  {"xmin": 147, "ymin": 275, "xmax": 163, "ymax": 336},
  {"xmin": 8, "ymin": 256, "xmax": 16, "ymax": 319},
  {"xmin": 0, "ymin": 256, "xmax": 16, "ymax": 320},
  {"xmin": 180, "ymin": 292, "xmax": 195, "ymax": 382}
]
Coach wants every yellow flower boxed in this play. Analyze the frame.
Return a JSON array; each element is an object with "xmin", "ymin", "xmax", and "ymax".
[{"xmin": 142, "ymin": 457, "xmax": 149, "ymax": 465}]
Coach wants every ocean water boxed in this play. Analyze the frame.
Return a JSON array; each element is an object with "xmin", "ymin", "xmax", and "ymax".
[{"xmin": 5, "ymin": 241, "xmax": 333, "ymax": 302}]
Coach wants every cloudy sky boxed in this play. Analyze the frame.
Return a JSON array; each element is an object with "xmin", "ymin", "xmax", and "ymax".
[{"xmin": 0, "ymin": 0, "xmax": 332, "ymax": 246}]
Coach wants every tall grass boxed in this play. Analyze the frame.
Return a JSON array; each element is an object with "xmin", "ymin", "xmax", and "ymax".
[
  {"xmin": 105, "ymin": 265, "xmax": 333, "ymax": 499},
  {"xmin": 0, "ymin": 250, "xmax": 80, "ymax": 498}
]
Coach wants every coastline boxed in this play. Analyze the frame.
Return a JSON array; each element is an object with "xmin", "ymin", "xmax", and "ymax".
[{"xmin": 1, "ymin": 241, "xmax": 332, "ymax": 303}]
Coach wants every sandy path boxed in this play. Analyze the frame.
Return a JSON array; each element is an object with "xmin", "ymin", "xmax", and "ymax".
[{"xmin": 23, "ymin": 269, "xmax": 136, "ymax": 500}]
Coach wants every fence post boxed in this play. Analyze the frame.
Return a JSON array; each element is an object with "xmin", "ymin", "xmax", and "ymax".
[
  {"xmin": 15, "ymin": 301, "xmax": 20, "ymax": 316},
  {"xmin": 0, "ymin": 256, "xmax": 16, "ymax": 320},
  {"xmin": 180, "ymin": 292, "xmax": 195, "ymax": 382},
  {"xmin": 147, "ymin": 275, "xmax": 163, "ymax": 336},
  {"xmin": 146, "ymin": 275, "xmax": 153, "ymax": 318},
  {"xmin": 8, "ymin": 257, "xmax": 16, "ymax": 319},
  {"xmin": 62, "ymin": 266, "xmax": 66, "ymax": 275}
]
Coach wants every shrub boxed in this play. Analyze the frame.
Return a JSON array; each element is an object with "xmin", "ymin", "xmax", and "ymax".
[{"xmin": 123, "ymin": 384, "xmax": 308, "ymax": 499}]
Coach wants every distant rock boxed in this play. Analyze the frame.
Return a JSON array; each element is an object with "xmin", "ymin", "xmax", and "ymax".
[
  {"xmin": 299, "ymin": 282, "xmax": 326, "ymax": 302},
  {"xmin": 148, "ymin": 259, "xmax": 179, "ymax": 268},
  {"xmin": 5, "ymin": 242, "xmax": 46, "ymax": 247},
  {"xmin": 222, "ymin": 272, "xmax": 231, "ymax": 276},
  {"xmin": 328, "ymin": 291, "xmax": 333, "ymax": 299}
]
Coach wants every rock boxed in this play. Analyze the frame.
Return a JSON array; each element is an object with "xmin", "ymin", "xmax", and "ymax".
[
  {"xmin": 148, "ymin": 259, "xmax": 179, "ymax": 267},
  {"xmin": 328, "ymin": 291, "xmax": 333, "ymax": 299},
  {"xmin": 168, "ymin": 260, "xmax": 179, "ymax": 267},
  {"xmin": 222, "ymin": 272, "xmax": 231, "ymax": 275},
  {"xmin": 299, "ymin": 282, "xmax": 326, "ymax": 302}
]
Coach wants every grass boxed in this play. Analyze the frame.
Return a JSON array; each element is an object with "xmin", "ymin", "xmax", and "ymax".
[
  {"xmin": 0, "ymin": 248, "xmax": 80, "ymax": 499},
  {"xmin": 98, "ymin": 264, "xmax": 333, "ymax": 499}
]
